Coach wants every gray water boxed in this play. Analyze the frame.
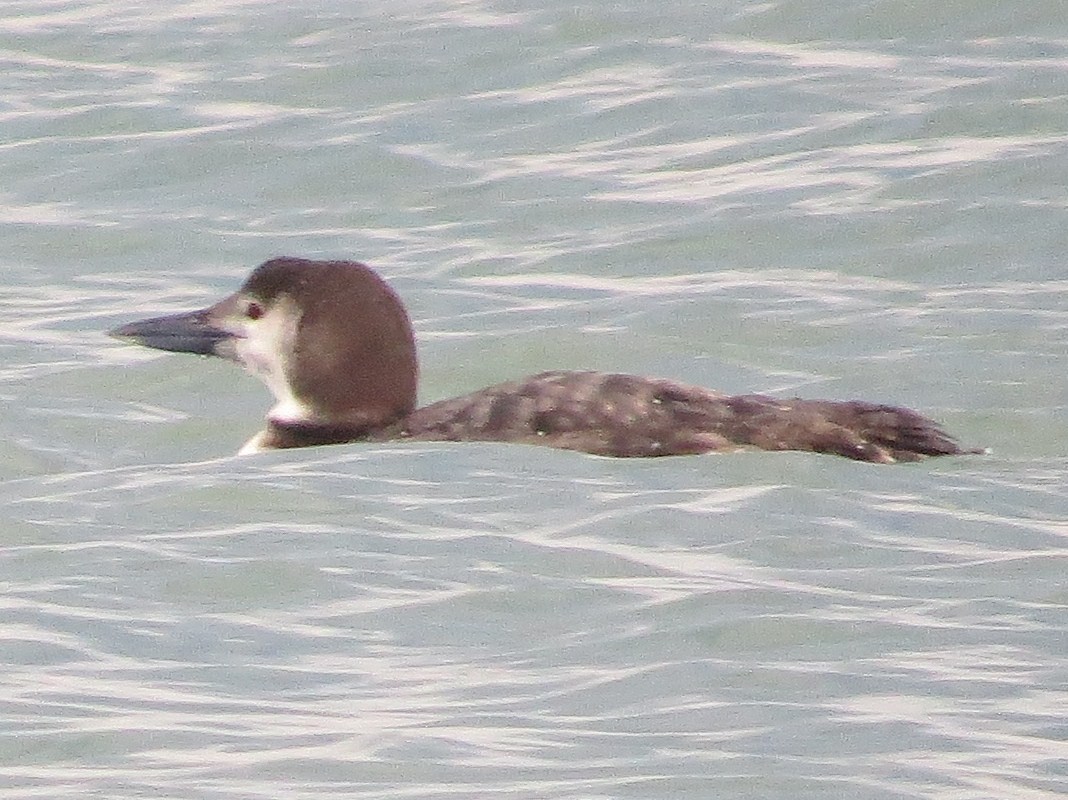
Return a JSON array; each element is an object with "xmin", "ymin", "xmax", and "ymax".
[{"xmin": 1, "ymin": 2, "xmax": 1066, "ymax": 798}]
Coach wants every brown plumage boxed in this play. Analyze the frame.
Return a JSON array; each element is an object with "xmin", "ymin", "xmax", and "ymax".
[{"xmin": 111, "ymin": 258, "xmax": 979, "ymax": 462}]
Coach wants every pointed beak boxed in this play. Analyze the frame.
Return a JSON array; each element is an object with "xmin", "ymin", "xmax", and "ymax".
[{"xmin": 109, "ymin": 308, "xmax": 231, "ymax": 356}]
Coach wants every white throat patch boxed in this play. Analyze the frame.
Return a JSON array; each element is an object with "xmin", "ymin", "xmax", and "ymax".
[{"xmin": 232, "ymin": 295, "xmax": 315, "ymax": 426}]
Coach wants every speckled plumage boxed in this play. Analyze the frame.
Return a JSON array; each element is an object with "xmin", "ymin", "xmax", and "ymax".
[{"xmin": 111, "ymin": 258, "xmax": 978, "ymax": 462}]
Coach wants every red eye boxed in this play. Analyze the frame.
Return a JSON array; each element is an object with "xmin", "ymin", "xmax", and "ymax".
[{"xmin": 246, "ymin": 302, "xmax": 264, "ymax": 320}]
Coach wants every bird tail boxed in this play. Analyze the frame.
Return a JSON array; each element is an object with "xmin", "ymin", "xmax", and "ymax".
[{"xmin": 723, "ymin": 395, "xmax": 977, "ymax": 463}]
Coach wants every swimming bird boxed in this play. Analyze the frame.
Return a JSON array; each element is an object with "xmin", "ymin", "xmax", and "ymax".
[{"xmin": 109, "ymin": 257, "xmax": 976, "ymax": 462}]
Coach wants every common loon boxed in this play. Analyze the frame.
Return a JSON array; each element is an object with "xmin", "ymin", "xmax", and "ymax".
[{"xmin": 110, "ymin": 257, "xmax": 977, "ymax": 462}]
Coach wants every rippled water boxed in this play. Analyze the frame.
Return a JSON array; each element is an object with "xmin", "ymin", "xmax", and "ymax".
[{"xmin": 1, "ymin": 2, "xmax": 1066, "ymax": 798}]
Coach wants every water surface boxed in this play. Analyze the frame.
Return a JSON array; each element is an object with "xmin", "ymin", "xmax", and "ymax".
[{"xmin": 1, "ymin": 2, "xmax": 1066, "ymax": 798}]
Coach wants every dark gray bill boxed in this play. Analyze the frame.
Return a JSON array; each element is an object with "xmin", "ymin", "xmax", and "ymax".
[{"xmin": 109, "ymin": 309, "xmax": 229, "ymax": 356}]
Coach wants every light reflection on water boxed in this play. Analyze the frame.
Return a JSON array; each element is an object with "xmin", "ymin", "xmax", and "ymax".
[
  {"xmin": 2, "ymin": 445, "xmax": 1064, "ymax": 797},
  {"xmin": 1, "ymin": 1, "xmax": 1066, "ymax": 798}
]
